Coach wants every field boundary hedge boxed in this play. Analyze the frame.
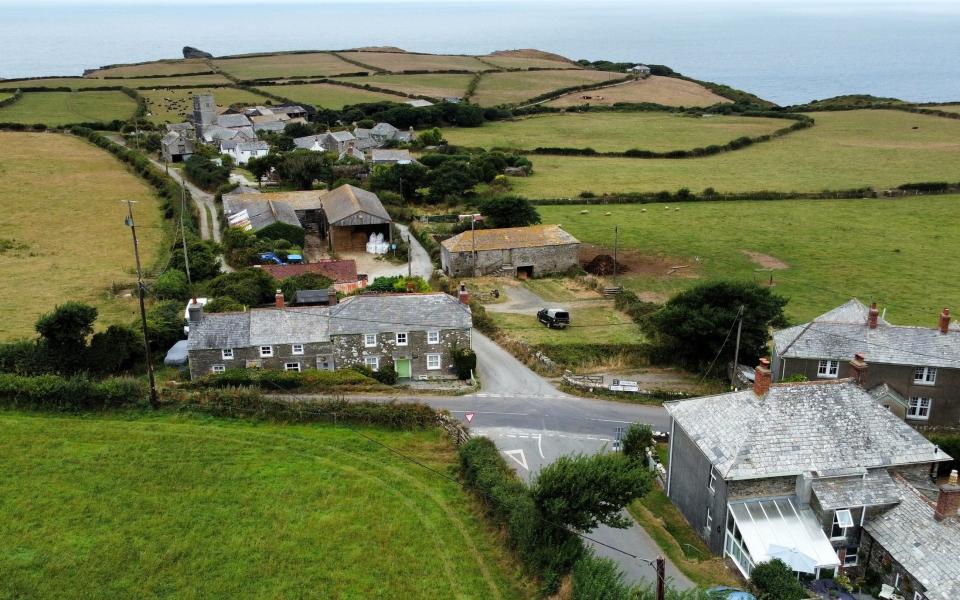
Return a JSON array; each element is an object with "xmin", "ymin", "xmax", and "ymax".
[
  {"xmin": 253, "ymin": 76, "xmax": 437, "ymax": 103},
  {"xmin": 0, "ymin": 373, "xmax": 147, "ymax": 411},
  {"xmin": 0, "ymin": 89, "xmax": 22, "ymax": 108},
  {"xmin": 513, "ymin": 74, "xmax": 634, "ymax": 108}
]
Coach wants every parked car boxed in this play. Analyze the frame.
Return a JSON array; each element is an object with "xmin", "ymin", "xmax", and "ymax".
[
  {"xmin": 286, "ymin": 253, "xmax": 304, "ymax": 264},
  {"xmin": 258, "ymin": 252, "xmax": 284, "ymax": 265},
  {"xmin": 537, "ymin": 308, "xmax": 570, "ymax": 329}
]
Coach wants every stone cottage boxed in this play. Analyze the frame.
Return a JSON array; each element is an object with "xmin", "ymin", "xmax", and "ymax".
[
  {"xmin": 664, "ymin": 362, "xmax": 949, "ymax": 583},
  {"xmin": 772, "ymin": 299, "xmax": 960, "ymax": 429},
  {"xmin": 440, "ymin": 224, "xmax": 580, "ymax": 278},
  {"xmin": 185, "ymin": 292, "xmax": 472, "ymax": 380}
]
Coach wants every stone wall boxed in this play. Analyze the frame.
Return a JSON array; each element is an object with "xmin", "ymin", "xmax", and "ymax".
[
  {"xmin": 332, "ymin": 327, "xmax": 470, "ymax": 379},
  {"xmin": 861, "ymin": 530, "xmax": 930, "ymax": 599},
  {"xmin": 442, "ymin": 243, "xmax": 579, "ymax": 277},
  {"xmin": 727, "ymin": 475, "xmax": 797, "ymax": 500},
  {"xmin": 188, "ymin": 341, "xmax": 334, "ymax": 379}
]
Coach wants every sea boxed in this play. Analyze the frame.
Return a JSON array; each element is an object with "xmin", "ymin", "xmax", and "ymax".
[{"xmin": 1, "ymin": 0, "xmax": 959, "ymax": 106}]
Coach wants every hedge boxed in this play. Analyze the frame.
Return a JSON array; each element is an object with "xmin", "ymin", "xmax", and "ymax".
[
  {"xmin": 0, "ymin": 89, "xmax": 22, "ymax": 108},
  {"xmin": 169, "ymin": 386, "xmax": 438, "ymax": 428},
  {"xmin": 0, "ymin": 373, "xmax": 146, "ymax": 410},
  {"xmin": 189, "ymin": 367, "xmax": 378, "ymax": 391},
  {"xmin": 926, "ymin": 433, "xmax": 960, "ymax": 476}
]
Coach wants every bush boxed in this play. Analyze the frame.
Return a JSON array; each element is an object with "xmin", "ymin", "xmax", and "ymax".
[
  {"xmin": 452, "ymin": 347, "xmax": 477, "ymax": 380},
  {"xmin": 257, "ymin": 222, "xmax": 305, "ymax": 247},
  {"xmin": 372, "ymin": 363, "xmax": 398, "ymax": 385},
  {"xmin": 194, "ymin": 367, "xmax": 377, "ymax": 391},
  {"xmin": 152, "ymin": 269, "xmax": 190, "ymax": 301},
  {"xmin": 205, "ymin": 269, "xmax": 277, "ymax": 307},
  {"xmin": 279, "ymin": 273, "xmax": 334, "ymax": 301},
  {"xmin": 571, "ymin": 552, "xmax": 632, "ymax": 600},
  {"xmin": 184, "ymin": 154, "xmax": 231, "ymax": 191},
  {"xmin": 0, "ymin": 373, "xmax": 146, "ymax": 411},
  {"xmin": 87, "ymin": 324, "xmax": 143, "ymax": 376},
  {"xmin": 145, "ymin": 300, "xmax": 185, "ymax": 353},
  {"xmin": 926, "ymin": 432, "xmax": 960, "ymax": 476},
  {"xmin": 750, "ymin": 559, "xmax": 807, "ymax": 600},
  {"xmin": 622, "ymin": 423, "xmax": 653, "ymax": 462},
  {"xmin": 614, "ymin": 290, "xmax": 659, "ymax": 325}
]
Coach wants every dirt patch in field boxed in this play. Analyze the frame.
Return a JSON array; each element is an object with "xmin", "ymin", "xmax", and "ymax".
[
  {"xmin": 741, "ymin": 250, "xmax": 789, "ymax": 270},
  {"xmin": 579, "ymin": 244, "xmax": 699, "ymax": 279},
  {"xmin": 488, "ymin": 49, "xmax": 574, "ymax": 63}
]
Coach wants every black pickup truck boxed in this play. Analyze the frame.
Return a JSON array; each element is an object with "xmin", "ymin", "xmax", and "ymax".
[{"xmin": 537, "ymin": 308, "xmax": 571, "ymax": 329}]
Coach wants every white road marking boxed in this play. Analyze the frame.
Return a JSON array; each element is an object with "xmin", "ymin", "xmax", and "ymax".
[
  {"xmin": 502, "ymin": 449, "xmax": 529, "ymax": 471},
  {"xmin": 536, "ymin": 433, "xmax": 545, "ymax": 459},
  {"xmin": 449, "ymin": 410, "xmax": 530, "ymax": 416},
  {"xmin": 587, "ymin": 418, "xmax": 636, "ymax": 424}
]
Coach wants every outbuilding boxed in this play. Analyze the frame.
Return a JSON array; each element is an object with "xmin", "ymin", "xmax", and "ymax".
[{"xmin": 440, "ymin": 224, "xmax": 580, "ymax": 278}]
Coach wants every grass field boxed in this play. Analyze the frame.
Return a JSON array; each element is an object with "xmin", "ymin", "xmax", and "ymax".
[
  {"xmin": 547, "ymin": 76, "xmax": 730, "ymax": 108},
  {"xmin": 0, "ymin": 132, "xmax": 164, "ymax": 340},
  {"xmin": 539, "ymin": 194, "xmax": 960, "ymax": 325},
  {"xmin": 0, "ymin": 92, "xmax": 12, "ymax": 102},
  {"xmin": 334, "ymin": 73, "xmax": 473, "ymax": 100},
  {"xmin": 337, "ymin": 51, "xmax": 489, "ymax": 73},
  {"xmin": 471, "ymin": 70, "xmax": 624, "ymax": 106},
  {"xmin": 509, "ymin": 110, "xmax": 960, "ymax": 197},
  {"xmin": 213, "ymin": 53, "xmax": 366, "ymax": 80},
  {"xmin": 442, "ymin": 112, "xmax": 786, "ymax": 152},
  {"xmin": 0, "ymin": 411, "xmax": 529, "ymax": 599},
  {"xmin": 489, "ymin": 305, "xmax": 643, "ymax": 346},
  {"xmin": 926, "ymin": 104, "xmax": 960, "ymax": 113},
  {"xmin": 0, "ymin": 74, "xmax": 233, "ymax": 90},
  {"xmin": 0, "ymin": 91, "xmax": 136, "ymax": 125},
  {"xmin": 266, "ymin": 83, "xmax": 403, "ymax": 110},
  {"xmin": 141, "ymin": 87, "xmax": 270, "ymax": 124},
  {"xmin": 478, "ymin": 55, "xmax": 577, "ymax": 70},
  {"xmin": 86, "ymin": 58, "xmax": 212, "ymax": 78}
]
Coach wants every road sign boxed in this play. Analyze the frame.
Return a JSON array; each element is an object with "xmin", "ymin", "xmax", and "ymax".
[
  {"xmin": 465, "ymin": 412, "xmax": 475, "ymax": 423},
  {"xmin": 615, "ymin": 426, "xmax": 624, "ymax": 440}
]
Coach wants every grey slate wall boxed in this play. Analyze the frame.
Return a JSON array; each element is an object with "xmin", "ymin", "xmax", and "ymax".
[
  {"xmin": 667, "ymin": 421, "xmax": 729, "ymax": 554},
  {"xmin": 442, "ymin": 243, "xmax": 579, "ymax": 278}
]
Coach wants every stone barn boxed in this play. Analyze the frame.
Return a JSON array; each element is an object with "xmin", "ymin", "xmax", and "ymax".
[
  {"xmin": 320, "ymin": 185, "xmax": 392, "ymax": 252},
  {"xmin": 440, "ymin": 224, "xmax": 580, "ymax": 278}
]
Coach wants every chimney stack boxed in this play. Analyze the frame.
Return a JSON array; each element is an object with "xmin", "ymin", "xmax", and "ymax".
[
  {"xmin": 187, "ymin": 299, "xmax": 204, "ymax": 324},
  {"xmin": 934, "ymin": 470, "xmax": 960, "ymax": 521},
  {"xmin": 939, "ymin": 308, "xmax": 951, "ymax": 334},
  {"xmin": 868, "ymin": 302, "xmax": 879, "ymax": 329},
  {"xmin": 457, "ymin": 282, "xmax": 470, "ymax": 306},
  {"xmin": 275, "ymin": 289, "xmax": 285, "ymax": 309},
  {"xmin": 849, "ymin": 352, "xmax": 868, "ymax": 386},
  {"xmin": 754, "ymin": 358, "xmax": 772, "ymax": 396}
]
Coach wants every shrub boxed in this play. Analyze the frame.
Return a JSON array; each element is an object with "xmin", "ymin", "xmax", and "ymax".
[
  {"xmin": 372, "ymin": 363, "xmax": 398, "ymax": 385},
  {"xmin": 279, "ymin": 273, "xmax": 334, "ymax": 300},
  {"xmin": 571, "ymin": 552, "xmax": 632, "ymax": 600},
  {"xmin": 152, "ymin": 269, "xmax": 190, "ymax": 301},
  {"xmin": 205, "ymin": 269, "xmax": 277, "ymax": 307},
  {"xmin": 750, "ymin": 559, "xmax": 806, "ymax": 600},
  {"xmin": 0, "ymin": 373, "xmax": 146, "ymax": 411},
  {"xmin": 452, "ymin": 347, "xmax": 477, "ymax": 380},
  {"xmin": 622, "ymin": 423, "xmax": 653, "ymax": 462},
  {"xmin": 927, "ymin": 432, "xmax": 960, "ymax": 476},
  {"xmin": 257, "ymin": 222, "xmax": 305, "ymax": 247},
  {"xmin": 184, "ymin": 154, "xmax": 231, "ymax": 191}
]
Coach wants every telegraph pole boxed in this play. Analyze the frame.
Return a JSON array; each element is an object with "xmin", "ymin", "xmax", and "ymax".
[
  {"xmin": 613, "ymin": 225, "xmax": 619, "ymax": 283},
  {"xmin": 125, "ymin": 200, "xmax": 159, "ymax": 408},
  {"xmin": 731, "ymin": 305, "xmax": 744, "ymax": 388},
  {"xmin": 655, "ymin": 556, "xmax": 665, "ymax": 600},
  {"xmin": 180, "ymin": 185, "xmax": 193, "ymax": 294},
  {"xmin": 407, "ymin": 235, "xmax": 412, "ymax": 277},
  {"xmin": 471, "ymin": 216, "xmax": 478, "ymax": 277}
]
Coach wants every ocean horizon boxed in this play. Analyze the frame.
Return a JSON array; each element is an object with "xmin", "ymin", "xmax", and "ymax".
[{"xmin": 1, "ymin": 0, "xmax": 958, "ymax": 105}]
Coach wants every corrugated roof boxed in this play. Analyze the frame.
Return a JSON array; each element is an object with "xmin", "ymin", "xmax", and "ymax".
[
  {"xmin": 442, "ymin": 224, "xmax": 579, "ymax": 253},
  {"xmin": 226, "ymin": 190, "xmax": 325, "ymax": 212},
  {"xmin": 665, "ymin": 380, "xmax": 949, "ymax": 480},
  {"xmin": 864, "ymin": 476, "xmax": 960, "ymax": 600},
  {"xmin": 774, "ymin": 299, "xmax": 960, "ymax": 369},
  {"xmin": 321, "ymin": 184, "xmax": 391, "ymax": 225}
]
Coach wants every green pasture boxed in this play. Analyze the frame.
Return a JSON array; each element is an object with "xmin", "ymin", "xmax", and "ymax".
[{"xmin": 0, "ymin": 90, "xmax": 136, "ymax": 125}]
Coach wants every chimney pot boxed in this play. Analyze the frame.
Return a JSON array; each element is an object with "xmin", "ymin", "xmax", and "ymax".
[
  {"xmin": 754, "ymin": 359, "xmax": 772, "ymax": 396},
  {"xmin": 849, "ymin": 353, "xmax": 868, "ymax": 386},
  {"xmin": 457, "ymin": 282, "xmax": 470, "ymax": 306},
  {"xmin": 940, "ymin": 308, "xmax": 951, "ymax": 334},
  {"xmin": 868, "ymin": 302, "xmax": 879, "ymax": 329},
  {"xmin": 275, "ymin": 289, "xmax": 285, "ymax": 309}
]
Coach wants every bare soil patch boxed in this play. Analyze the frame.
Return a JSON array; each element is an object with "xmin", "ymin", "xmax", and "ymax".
[
  {"xmin": 741, "ymin": 250, "xmax": 789, "ymax": 270},
  {"xmin": 488, "ymin": 49, "xmax": 573, "ymax": 63},
  {"xmin": 579, "ymin": 244, "xmax": 698, "ymax": 279}
]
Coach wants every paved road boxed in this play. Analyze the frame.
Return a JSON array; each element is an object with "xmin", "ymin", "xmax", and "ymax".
[{"xmin": 393, "ymin": 222, "xmax": 434, "ymax": 280}]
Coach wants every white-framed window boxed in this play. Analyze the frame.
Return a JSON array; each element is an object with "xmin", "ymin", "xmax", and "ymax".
[
  {"xmin": 708, "ymin": 468, "xmax": 717, "ymax": 493},
  {"xmin": 706, "ymin": 506, "xmax": 713, "ymax": 531},
  {"xmin": 914, "ymin": 366, "xmax": 937, "ymax": 385},
  {"xmin": 211, "ymin": 364, "xmax": 226, "ymax": 374},
  {"xmin": 907, "ymin": 397, "xmax": 932, "ymax": 420},
  {"xmin": 817, "ymin": 359, "xmax": 840, "ymax": 378},
  {"xmin": 221, "ymin": 348, "xmax": 234, "ymax": 360},
  {"xmin": 831, "ymin": 509, "xmax": 853, "ymax": 539},
  {"xmin": 427, "ymin": 330, "xmax": 440, "ymax": 344},
  {"xmin": 426, "ymin": 353, "xmax": 441, "ymax": 370},
  {"xmin": 842, "ymin": 545, "xmax": 858, "ymax": 567},
  {"xmin": 259, "ymin": 346, "xmax": 273, "ymax": 358},
  {"xmin": 284, "ymin": 362, "xmax": 301, "ymax": 372},
  {"xmin": 364, "ymin": 333, "xmax": 377, "ymax": 348},
  {"xmin": 292, "ymin": 343, "xmax": 304, "ymax": 355},
  {"xmin": 364, "ymin": 356, "xmax": 380, "ymax": 371},
  {"xmin": 395, "ymin": 332, "xmax": 408, "ymax": 346}
]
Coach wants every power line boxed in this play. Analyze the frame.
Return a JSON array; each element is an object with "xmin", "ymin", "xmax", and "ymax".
[{"xmin": 698, "ymin": 305, "xmax": 743, "ymax": 385}]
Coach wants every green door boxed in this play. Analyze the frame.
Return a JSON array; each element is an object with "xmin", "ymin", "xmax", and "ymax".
[{"xmin": 396, "ymin": 359, "xmax": 412, "ymax": 379}]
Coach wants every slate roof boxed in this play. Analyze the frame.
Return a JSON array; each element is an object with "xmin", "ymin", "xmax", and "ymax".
[
  {"xmin": 664, "ymin": 380, "xmax": 949, "ymax": 480},
  {"xmin": 217, "ymin": 113, "xmax": 253, "ymax": 128},
  {"xmin": 773, "ymin": 299, "xmax": 960, "ymax": 369},
  {"xmin": 293, "ymin": 134, "xmax": 326, "ymax": 150},
  {"xmin": 186, "ymin": 307, "xmax": 331, "ymax": 350},
  {"xmin": 442, "ymin": 224, "xmax": 580, "ymax": 253},
  {"xmin": 326, "ymin": 130, "xmax": 356, "ymax": 143},
  {"xmin": 354, "ymin": 127, "xmax": 373, "ymax": 139},
  {"xmin": 165, "ymin": 122, "xmax": 194, "ymax": 133},
  {"xmin": 405, "ymin": 99, "xmax": 434, "ymax": 108},
  {"xmin": 864, "ymin": 477, "xmax": 960, "ymax": 600},
  {"xmin": 811, "ymin": 470, "xmax": 902, "ymax": 510},
  {"xmin": 227, "ymin": 190, "xmax": 325, "ymax": 212},
  {"xmin": 329, "ymin": 293, "xmax": 472, "ymax": 335},
  {"xmin": 222, "ymin": 197, "xmax": 302, "ymax": 232},
  {"xmin": 321, "ymin": 184, "xmax": 391, "ymax": 225},
  {"xmin": 260, "ymin": 260, "xmax": 359, "ymax": 284},
  {"xmin": 294, "ymin": 289, "xmax": 333, "ymax": 305},
  {"xmin": 370, "ymin": 149, "xmax": 413, "ymax": 163},
  {"xmin": 253, "ymin": 120, "xmax": 287, "ymax": 133},
  {"xmin": 187, "ymin": 294, "xmax": 470, "ymax": 349},
  {"xmin": 371, "ymin": 122, "xmax": 399, "ymax": 137}
]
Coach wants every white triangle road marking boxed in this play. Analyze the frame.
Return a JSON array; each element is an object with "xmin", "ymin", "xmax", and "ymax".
[{"xmin": 502, "ymin": 449, "xmax": 529, "ymax": 471}]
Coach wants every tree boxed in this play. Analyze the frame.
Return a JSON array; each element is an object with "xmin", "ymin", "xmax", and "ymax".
[
  {"xmin": 245, "ymin": 154, "xmax": 279, "ymax": 188},
  {"xmin": 144, "ymin": 300, "xmax": 184, "ymax": 353},
  {"xmin": 151, "ymin": 269, "xmax": 190, "ymax": 301},
  {"xmin": 279, "ymin": 273, "xmax": 334, "ymax": 300},
  {"xmin": 205, "ymin": 296, "xmax": 245, "ymax": 313},
  {"xmin": 278, "ymin": 149, "xmax": 333, "ymax": 190},
  {"xmin": 283, "ymin": 121, "xmax": 314, "ymax": 139},
  {"xmin": 571, "ymin": 553, "xmax": 632, "ymax": 600},
  {"xmin": 184, "ymin": 154, "xmax": 231, "ymax": 191},
  {"xmin": 170, "ymin": 237, "xmax": 221, "ymax": 282},
  {"xmin": 645, "ymin": 281, "xmax": 788, "ymax": 373},
  {"xmin": 206, "ymin": 269, "xmax": 277, "ymax": 307},
  {"xmin": 35, "ymin": 302, "xmax": 97, "ymax": 373},
  {"xmin": 749, "ymin": 559, "xmax": 806, "ymax": 600},
  {"xmin": 87, "ymin": 324, "xmax": 142, "ymax": 375},
  {"xmin": 478, "ymin": 195, "xmax": 541, "ymax": 228},
  {"xmin": 532, "ymin": 453, "xmax": 652, "ymax": 531},
  {"xmin": 416, "ymin": 127, "xmax": 444, "ymax": 147},
  {"xmin": 427, "ymin": 160, "xmax": 479, "ymax": 203},
  {"xmin": 622, "ymin": 423, "xmax": 653, "ymax": 462},
  {"xmin": 368, "ymin": 162, "xmax": 429, "ymax": 201}
]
